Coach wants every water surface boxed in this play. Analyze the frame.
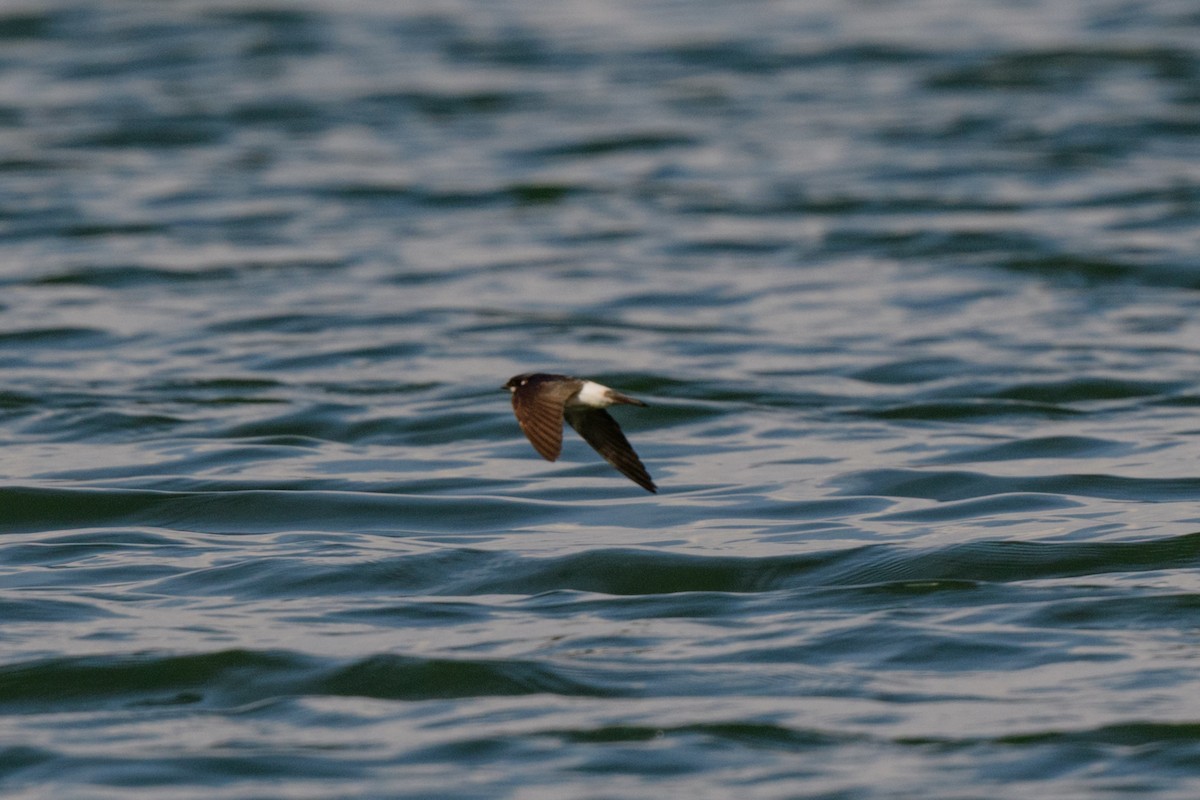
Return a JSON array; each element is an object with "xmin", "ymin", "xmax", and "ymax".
[{"xmin": 2, "ymin": 0, "xmax": 1200, "ymax": 797}]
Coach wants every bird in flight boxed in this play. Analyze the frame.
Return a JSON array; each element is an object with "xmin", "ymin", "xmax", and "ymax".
[{"xmin": 504, "ymin": 372, "xmax": 657, "ymax": 492}]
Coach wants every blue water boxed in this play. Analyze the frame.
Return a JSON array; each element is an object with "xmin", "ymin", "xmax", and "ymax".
[{"xmin": 3, "ymin": 0, "xmax": 1200, "ymax": 797}]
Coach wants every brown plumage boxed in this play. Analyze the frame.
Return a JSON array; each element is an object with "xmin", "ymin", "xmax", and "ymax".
[{"xmin": 504, "ymin": 372, "xmax": 657, "ymax": 492}]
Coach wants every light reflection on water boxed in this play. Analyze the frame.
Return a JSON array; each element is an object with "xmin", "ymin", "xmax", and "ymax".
[{"xmin": 1, "ymin": 0, "xmax": 1200, "ymax": 796}]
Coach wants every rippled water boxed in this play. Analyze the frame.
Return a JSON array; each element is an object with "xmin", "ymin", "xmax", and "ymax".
[{"xmin": 3, "ymin": 0, "xmax": 1200, "ymax": 797}]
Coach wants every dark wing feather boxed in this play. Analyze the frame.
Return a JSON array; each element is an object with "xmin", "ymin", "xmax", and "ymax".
[
  {"xmin": 511, "ymin": 382, "xmax": 573, "ymax": 461},
  {"xmin": 565, "ymin": 408, "xmax": 657, "ymax": 493}
]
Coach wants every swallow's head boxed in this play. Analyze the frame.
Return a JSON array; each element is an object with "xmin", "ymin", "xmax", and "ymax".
[{"xmin": 503, "ymin": 373, "xmax": 534, "ymax": 393}]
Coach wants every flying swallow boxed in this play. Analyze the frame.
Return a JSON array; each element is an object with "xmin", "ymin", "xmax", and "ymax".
[{"xmin": 504, "ymin": 372, "xmax": 657, "ymax": 492}]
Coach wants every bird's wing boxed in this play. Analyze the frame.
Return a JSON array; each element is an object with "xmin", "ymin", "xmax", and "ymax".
[
  {"xmin": 512, "ymin": 383, "xmax": 573, "ymax": 461},
  {"xmin": 565, "ymin": 408, "xmax": 657, "ymax": 493}
]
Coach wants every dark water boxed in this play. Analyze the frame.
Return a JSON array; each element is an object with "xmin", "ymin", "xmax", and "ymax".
[{"xmin": 2, "ymin": 0, "xmax": 1200, "ymax": 796}]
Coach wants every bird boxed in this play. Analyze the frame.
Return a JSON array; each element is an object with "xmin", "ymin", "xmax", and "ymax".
[{"xmin": 504, "ymin": 372, "xmax": 657, "ymax": 492}]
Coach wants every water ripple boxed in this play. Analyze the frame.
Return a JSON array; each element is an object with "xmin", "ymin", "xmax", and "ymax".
[{"xmin": 2, "ymin": 0, "xmax": 1200, "ymax": 796}]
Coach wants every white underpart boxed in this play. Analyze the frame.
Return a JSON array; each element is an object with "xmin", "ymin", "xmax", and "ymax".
[{"xmin": 571, "ymin": 380, "xmax": 614, "ymax": 407}]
